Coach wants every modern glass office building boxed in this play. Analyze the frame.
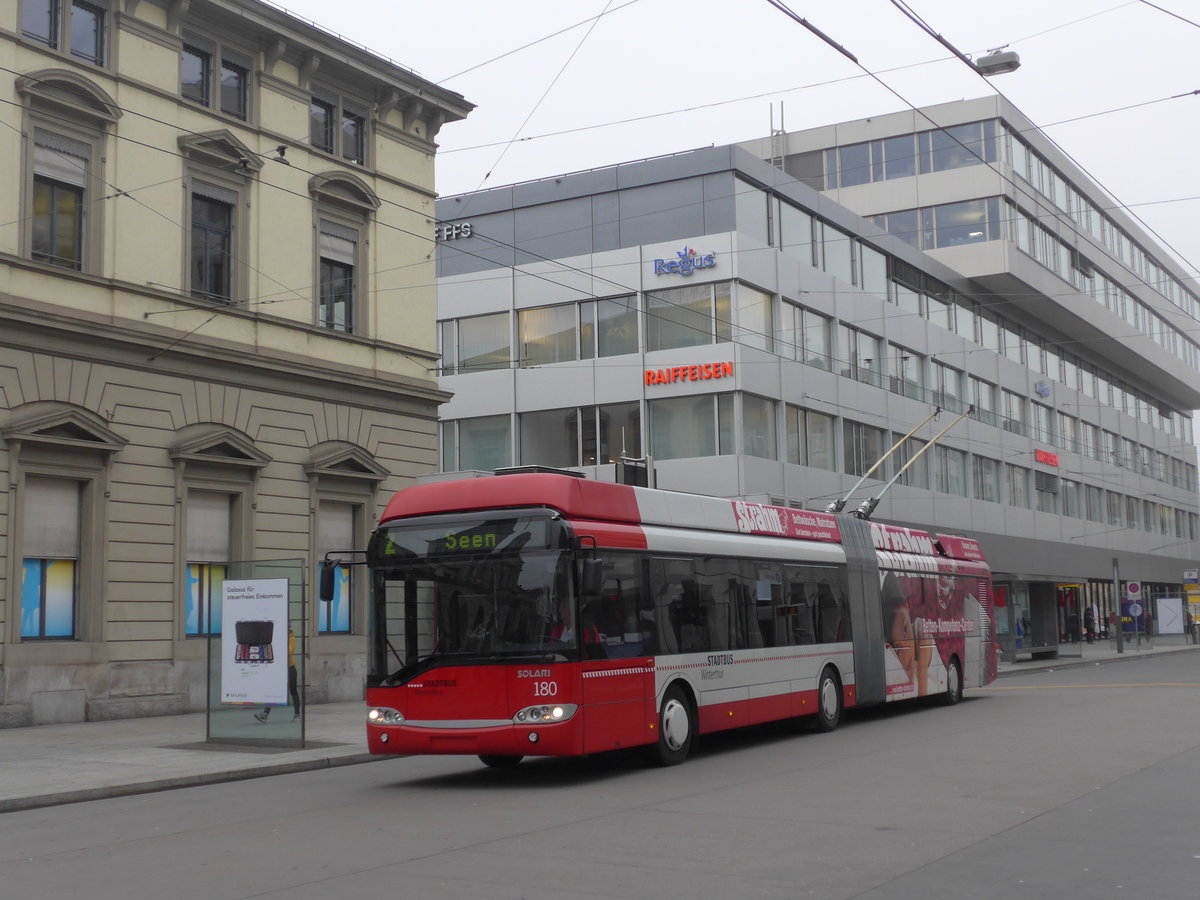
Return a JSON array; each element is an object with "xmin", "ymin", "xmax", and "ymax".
[{"xmin": 434, "ymin": 96, "xmax": 1200, "ymax": 660}]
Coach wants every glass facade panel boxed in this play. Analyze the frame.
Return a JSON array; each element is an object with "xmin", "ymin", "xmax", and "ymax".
[
  {"xmin": 734, "ymin": 284, "xmax": 772, "ymax": 351},
  {"xmin": 931, "ymin": 123, "xmax": 986, "ymax": 171},
  {"xmin": 646, "ymin": 283, "xmax": 716, "ymax": 351},
  {"xmin": 838, "ymin": 143, "xmax": 870, "ymax": 187},
  {"xmin": 779, "ymin": 203, "xmax": 814, "ymax": 266},
  {"xmin": 458, "ymin": 312, "xmax": 510, "ymax": 371},
  {"xmin": 860, "ymin": 245, "xmax": 887, "ymax": 298},
  {"xmin": 807, "ymin": 411, "xmax": 836, "ymax": 471},
  {"xmin": 1006, "ymin": 464, "xmax": 1030, "ymax": 508},
  {"xmin": 650, "ymin": 395, "xmax": 720, "ymax": 460},
  {"xmin": 458, "ymin": 415, "xmax": 511, "ymax": 472},
  {"xmin": 933, "ymin": 199, "xmax": 989, "ymax": 248},
  {"xmin": 973, "ymin": 456, "xmax": 1000, "ymax": 503},
  {"xmin": 520, "ymin": 408, "xmax": 577, "ymax": 468},
  {"xmin": 742, "ymin": 395, "xmax": 777, "ymax": 460},
  {"xmin": 583, "ymin": 402, "xmax": 640, "ymax": 465},
  {"xmin": 519, "ymin": 304, "xmax": 577, "ymax": 366},
  {"xmin": 735, "ymin": 180, "xmax": 769, "ymax": 244},
  {"xmin": 596, "ymin": 296, "xmax": 638, "ymax": 357},
  {"xmin": 803, "ymin": 309, "xmax": 831, "ymax": 370},
  {"xmin": 883, "ymin": 135, "xmax": 915, "ymax": 178},
  {"xmin": 823, "ymin": 226, "xmax": 854, "ymax": 284}
]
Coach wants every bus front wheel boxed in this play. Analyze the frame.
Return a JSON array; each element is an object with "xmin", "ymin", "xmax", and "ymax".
[
  {"xmin": 479, "ymin": 754, "xmax": 523, "ymax": 768},
  {"xmin": 650, "ymin": 684, "xmax": 695, "ymax": 766},
  {"xmin": 942, "ymin": 658, "xmax": 963, "ymax": 706},
  {"xmin": 814, "ymin": 667, "xmax": 842, "ymax": 732}
]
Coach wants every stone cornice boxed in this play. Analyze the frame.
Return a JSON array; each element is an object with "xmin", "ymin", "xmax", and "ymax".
[
  {"xmin": 0, "ymin": 272, "xmax": 449, "ymax": 416},
  {"xmin": 374, "ymin": 119, "xmax": 437, "ymax": 157}
]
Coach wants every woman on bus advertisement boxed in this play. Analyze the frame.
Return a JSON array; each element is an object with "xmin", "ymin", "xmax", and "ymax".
[{"xmin": 881, "ymin": 566, "xmax": 976, "ymax": 698}]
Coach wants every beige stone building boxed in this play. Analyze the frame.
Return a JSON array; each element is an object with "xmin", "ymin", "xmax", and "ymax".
[{"xmin": 0, "ymin": 0, "xmax": 472, "ymax": 725}]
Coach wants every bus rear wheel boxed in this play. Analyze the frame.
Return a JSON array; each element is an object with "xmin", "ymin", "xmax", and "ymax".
[
  {"xmin": 650, "ymin": 684, "xmax": 695, "ymax": 766},
  {"xmin": 942, "ymin": 658, "xmax": 963, "ymax": 706},
  {"xmin": 814, "ymin": 666, "xmax": 842, "ymax": 732},
  {"xmin": 479, "ymin": 754, "xmax": 523, "ymax": 768}
]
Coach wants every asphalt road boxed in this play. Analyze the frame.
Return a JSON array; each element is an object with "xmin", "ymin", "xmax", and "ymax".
[{"xmin": 2, "ymin": 653, "xmax": 1198, "ymax": 900}]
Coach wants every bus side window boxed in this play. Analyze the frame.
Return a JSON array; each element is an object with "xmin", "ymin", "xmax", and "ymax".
[
  {"xmin": 816, "ymin": 583, "xmax": 840, "ymax": 643},
  {"xmin": 786, "ymin": 576, "xmax": 816, "ymax": 645}
]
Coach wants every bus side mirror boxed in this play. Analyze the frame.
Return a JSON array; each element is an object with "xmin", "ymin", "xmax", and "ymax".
[
  {"xmin": 581, "ymin": 557, "xmax": 604, "ymax": 597},
  {"xmin": 319, "ymin": 562, "xmax": 336, "ymax": 602}
]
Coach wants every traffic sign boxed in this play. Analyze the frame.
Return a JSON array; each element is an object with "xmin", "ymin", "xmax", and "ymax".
[
  {"xmin": 1127, "ymin": 581, "xmax": 1141, "ymax": 597},
  {"xmin": 1129, "ymin": 602, "xmax": 1143, "ymax": 618}
]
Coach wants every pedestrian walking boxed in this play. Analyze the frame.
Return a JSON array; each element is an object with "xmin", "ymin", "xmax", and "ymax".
[
  {"xmin": 256, "ymin": 625, "xmax": 300, "ymax": 722},
  {"xmin": 1083, "ymin": 606, "xmax": 1095, "ymax": 645}
]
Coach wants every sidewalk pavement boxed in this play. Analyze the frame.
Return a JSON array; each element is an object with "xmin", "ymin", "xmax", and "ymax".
[{"xmin": 2, "ymin": 639, "xmax": 1196, "ymax": 814}]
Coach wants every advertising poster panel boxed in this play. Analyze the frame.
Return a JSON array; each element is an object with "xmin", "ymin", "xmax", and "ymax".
[
  {"xmin": 878, "ymin": 557, "xmax": 989, "ymax": 700},
  {"xmin": 220, "ymin": 579, "xmax": 289, "ymax": 705}
]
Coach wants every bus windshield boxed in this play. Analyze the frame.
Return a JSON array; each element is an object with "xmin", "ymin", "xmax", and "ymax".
[{"xmin": 368, "ymin": 513, "xmax": 578, "ymax": 683}]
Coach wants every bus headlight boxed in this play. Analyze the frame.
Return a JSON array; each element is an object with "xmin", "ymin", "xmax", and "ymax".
[
  {"xmin": 367, "ymin": 707, "xmax": 404, "ymax": 725},
  {"xmin": 513, "ymin": 704, "xmax": 577, "ymax": 724}
]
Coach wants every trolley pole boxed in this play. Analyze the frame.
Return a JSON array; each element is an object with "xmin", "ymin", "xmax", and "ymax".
[{"xmin": 1111, "ymin": 557, "xmax": 1124, "ymax": 654}]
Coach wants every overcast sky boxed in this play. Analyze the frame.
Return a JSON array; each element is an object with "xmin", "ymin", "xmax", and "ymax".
[{"xmin": 277, "ymin": 0, "xmax": 1199, "ymax": 281}]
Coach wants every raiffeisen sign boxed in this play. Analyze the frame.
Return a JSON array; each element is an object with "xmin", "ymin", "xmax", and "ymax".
[{"xmin": 653, "ymin": 246, "xmax": 716, "ymax": 276}]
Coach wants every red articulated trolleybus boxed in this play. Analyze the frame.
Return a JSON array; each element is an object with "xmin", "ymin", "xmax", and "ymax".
[{"xmin": 355, "ymin": 471, "xmax": 998, "ymax": 767}]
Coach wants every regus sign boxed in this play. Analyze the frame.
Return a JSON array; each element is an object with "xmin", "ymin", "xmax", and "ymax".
[{"xmin": 653, "ymin": 246, "xmax": 716, "ymax": 276}]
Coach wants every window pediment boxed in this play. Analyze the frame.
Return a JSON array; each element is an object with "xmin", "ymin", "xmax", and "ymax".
[
  {"xmin": 308, "ymin": 171, "xmax": 380, "ymax": 212},
  {"xmin": 1, "ymin": 405, "xmax": 126, "ymax": 454},
  {"xmin": 305, "ymin": 442, "xmax": 388, "ymax": 483},
  {"xmin": 178, "ymin": 130, "xmax": 263, "ymax": 173},
  {"xmin": 170, "ymin": 426, "xmax": 270, "ymax": 469},
  {"xmin": 17, "ymin": 70, "xmax": 120, "ymax": 125}
]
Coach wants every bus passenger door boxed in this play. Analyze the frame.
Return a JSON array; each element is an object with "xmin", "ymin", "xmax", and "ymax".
[{"xmin": 582, "ymin": 554, "xmax": 652, "ymax": 752}]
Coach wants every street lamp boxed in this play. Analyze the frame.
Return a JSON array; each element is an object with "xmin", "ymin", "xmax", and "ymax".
[{"xmin": 975, "ymin": 49, "xmax": 1021, "ymax": 76}]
